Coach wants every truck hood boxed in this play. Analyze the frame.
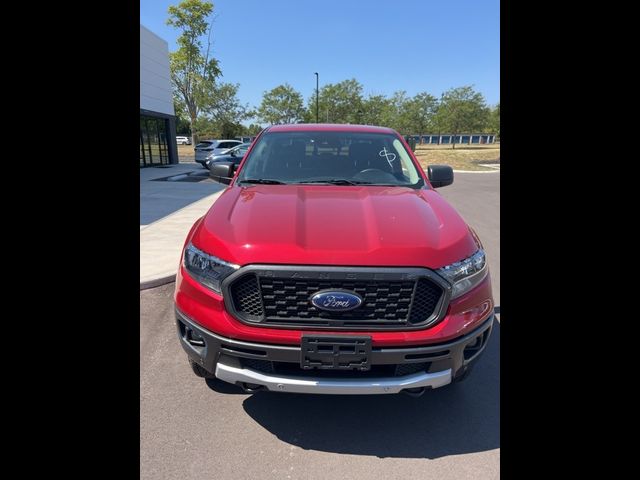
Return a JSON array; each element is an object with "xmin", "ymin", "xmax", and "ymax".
[{"xmin": 192, "ymin": 185, "xmax": 478, "ymax": 268}]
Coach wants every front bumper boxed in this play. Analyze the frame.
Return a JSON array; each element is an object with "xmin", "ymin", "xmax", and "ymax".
[
  {"xmin": 176, "ymin": 308, "xmax": 494, "ymax": 394},
  {"xmin": 215, "ymin": 357, "xmax": 452, "ymax": 394}
]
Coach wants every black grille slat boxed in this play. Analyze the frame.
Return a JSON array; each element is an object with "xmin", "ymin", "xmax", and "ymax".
[{"xmin": 228, "ymin": 270, "xmax": 445, "ymax": 329}]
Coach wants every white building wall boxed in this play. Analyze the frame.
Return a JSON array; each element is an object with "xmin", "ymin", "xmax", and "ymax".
[{"xmin": 140, "ymin": 25, "xmax": 174, "ymax": 116}]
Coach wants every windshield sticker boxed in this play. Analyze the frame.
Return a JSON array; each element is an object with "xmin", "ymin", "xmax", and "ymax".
[{"xmin": 379, "ymin": 147, "xmax": 396, "ymax": 168}]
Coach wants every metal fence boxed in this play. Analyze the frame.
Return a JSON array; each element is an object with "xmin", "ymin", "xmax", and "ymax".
[{"xmin": 407, "ymin": 134, "xmax": 496, "ymax": 145}]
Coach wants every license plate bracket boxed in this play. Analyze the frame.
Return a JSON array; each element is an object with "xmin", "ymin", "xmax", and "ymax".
[{"xmin": 301, "ymin": 335, "xmax": 372, "ymax": 371}]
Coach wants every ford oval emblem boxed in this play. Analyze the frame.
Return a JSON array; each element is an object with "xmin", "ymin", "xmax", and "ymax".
[{"xmin": 310, "ymin": 290, "xmax": 363, "ymax": 312}]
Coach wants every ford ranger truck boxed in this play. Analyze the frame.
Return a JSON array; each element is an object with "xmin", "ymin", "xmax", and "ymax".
[{"xmin": 174, "ymin": 124, "xmax": 494, "ymax": 396}]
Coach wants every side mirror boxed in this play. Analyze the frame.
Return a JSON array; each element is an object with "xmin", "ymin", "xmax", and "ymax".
[
  {"xmin": 427, "ymin": 165, "xmax": 454, "ymax": 188},
  {"xmin": 209, "ymin": 161, "xmax": 237, "ymax": 185}
]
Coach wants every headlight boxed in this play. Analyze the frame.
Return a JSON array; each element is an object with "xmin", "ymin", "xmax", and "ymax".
[
  {"xmin": 183, "ymin": 243, "xmax": 239, "ymax": 293},
  {"xmin": 206, "ymin": 153, "xmax": 215, "ymax": 159},
  {"xmin": 437, "ymin": 249, "xmax": 488, "ymax": 299}
]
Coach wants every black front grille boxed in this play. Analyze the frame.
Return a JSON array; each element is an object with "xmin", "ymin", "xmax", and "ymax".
[
  {"xmin": 226, "ymin": 268, "xmax": 446, "ymax": 330},
  {"xmin": 261, "ymin": 278, "xmax": 414, "ymax": 323}
]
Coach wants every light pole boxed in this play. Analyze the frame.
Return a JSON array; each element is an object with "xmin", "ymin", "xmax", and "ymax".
[{"xmin": 314, "ymin": 72, "xmax": 319, "ymax": 123}]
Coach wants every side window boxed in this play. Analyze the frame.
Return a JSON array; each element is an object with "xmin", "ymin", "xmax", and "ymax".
[{"xmin": 242, "ymin": 138, "xmax": 270, "ymax": 176}]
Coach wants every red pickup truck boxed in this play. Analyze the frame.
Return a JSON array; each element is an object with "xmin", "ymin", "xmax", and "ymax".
[{"xmin": 174, "ymin": 124, "xmax": 494, "ymax": 396}]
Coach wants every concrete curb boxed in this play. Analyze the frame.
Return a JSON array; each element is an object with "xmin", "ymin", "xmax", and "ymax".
[{"xmin": 140, "ymin": 274, "xmax": 176, "ymax": 290}]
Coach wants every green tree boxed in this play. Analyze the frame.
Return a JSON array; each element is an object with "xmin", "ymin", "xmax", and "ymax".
[
  {"xmin": 167, "ymin": 0, "xmax": 221, "ymax": 144},
  {"xmin": 387, "ymin": 90, "xmax": 411, "ymax": 133},
  {"xmin": 403, "ymin": 92, "xmax": 439, "ymax": 137},
  {"xmin": 206, "ymin": 82, "xmax": 250, "ymax": 127},
  {"xmin": 173, "ymin": 100, "xmax": 192, "ymax": 135},
  {"xmin": 192, "ymin": 82, "xmax": 251, "ymax": 139},
  {"xmin": 488, "ymin": 102, "xmax": 500, "ymax": 138},
  {"xmin": 257, "ymin": 84, "xmax": 304, "ymax": 125},
  {"xmin": 175, "ymin": 116, "xmax": 192, "ymax": 136},
  {"xmin": 434, "ymin": 86, "xmax": 489, "ymax": 148},
  {"xmin": 307, "ymin": 79, "xmax": 364, "ymax": 124},
  {"xmin": 187, "ymin": 88, "xmax": 247, "ymax": 139},
  {"xmin": 217, "ymin": 120, "xmax": 243, "ymax": 139},
  {"xmin": 361, "ymin": 94, "xmax": 393, "ymax": 127},
  {"xmin": 245, "ymin": 123, "xmax": 264, "ymax": 136},
  {"xmin": 192, "ymin": 117, "xmax": 216, "ymax": 138}
]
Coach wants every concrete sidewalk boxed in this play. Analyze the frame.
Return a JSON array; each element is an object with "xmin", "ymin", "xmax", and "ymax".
[{"xmin": 140, "ymin": 190, "xmax": 223, "ymax": 289}]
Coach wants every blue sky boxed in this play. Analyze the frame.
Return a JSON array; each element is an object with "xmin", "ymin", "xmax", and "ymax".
[{"xmin": 141, "ymin": 0, "xmax": 499, "ymax": 113}]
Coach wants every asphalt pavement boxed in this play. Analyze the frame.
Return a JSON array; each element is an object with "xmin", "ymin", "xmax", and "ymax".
[
  {"xmin": 140, "ymin": 171, "xmax": 500, "ymax": 479},
  {"xmin": 140, "ymin": 163, "xmax": 224, "ymax": 226},
  {"xmin": 439, "ymin": 172, "xmax": 500, "ymax": 308}
]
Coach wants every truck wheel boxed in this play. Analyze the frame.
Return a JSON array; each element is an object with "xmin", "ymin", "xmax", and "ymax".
[{"xmin": 189, "ymin": 359, "xmax": 215, "ymax": 379}]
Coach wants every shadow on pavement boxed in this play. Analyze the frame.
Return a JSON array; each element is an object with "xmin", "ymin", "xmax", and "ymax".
[
  {"xmin": 205, "ymin": 378, "xmax": 247, "ymax": 395},
  {"xmin": 239, "ymin": 322, "xmax": 500, "ymax": 459},
  {"xmin": 140, "ymin": 165, "xmax": 226, "ymax": 225}
]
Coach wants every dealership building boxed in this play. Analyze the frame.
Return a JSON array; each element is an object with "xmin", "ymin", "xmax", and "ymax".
[{"xmin": 140, "ymin": 24, "xmax": 178, "ymax": 167}]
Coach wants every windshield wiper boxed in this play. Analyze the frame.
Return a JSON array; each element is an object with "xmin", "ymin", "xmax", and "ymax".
[
  {"xmin": 240, "ymin": 178, "xmax": 287, "ymax": 185},
  {"xmin": 295, "ymin": 179, "xmax": 372, "ymax": 185}
]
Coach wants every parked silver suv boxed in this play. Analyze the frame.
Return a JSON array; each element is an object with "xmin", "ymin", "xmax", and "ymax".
[{"xmin": 194, "ymin": 140, "xmax": 242, "ymax": 167}]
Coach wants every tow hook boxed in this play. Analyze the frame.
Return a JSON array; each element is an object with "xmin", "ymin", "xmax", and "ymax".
[
  {"xmin": 402, "ymin": 387, "xmax": 426, "ymax": 397},
  {"xmin": 239, "ymin": 382, "xmax": 265, "ymax": 393}
]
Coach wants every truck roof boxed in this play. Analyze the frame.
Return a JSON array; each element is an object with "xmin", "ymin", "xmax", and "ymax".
[{"xmin": 267, "ymin": 124, "xmax": 396, "ymax": 134}]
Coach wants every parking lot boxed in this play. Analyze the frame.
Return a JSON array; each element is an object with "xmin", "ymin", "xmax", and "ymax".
[{"xmin": 140, "ymin": 172, "xmax": 500, "ymax": 479}]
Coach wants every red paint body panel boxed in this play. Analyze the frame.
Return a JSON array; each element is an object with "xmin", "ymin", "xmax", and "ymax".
[
  {"xmin": 191, "ymin": 186, "xmax": 477, "ymax": 269},
  {"xmin": 174, "ymin": 124, "xmax": 493, "ymax": 348}
]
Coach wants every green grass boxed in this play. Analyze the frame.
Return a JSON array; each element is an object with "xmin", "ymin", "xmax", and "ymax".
[
  {"xmin": 413, "ymin": 144, "xmax": 500, "ymax": 171},
  {"xmin": 177, "ymin": 144, "xmax": 196, "ymax": 162}
]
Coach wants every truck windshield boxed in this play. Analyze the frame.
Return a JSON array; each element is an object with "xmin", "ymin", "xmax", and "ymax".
[{"xmin": 236, "ymin": 131, "xmax": 425, "ymax": 188}]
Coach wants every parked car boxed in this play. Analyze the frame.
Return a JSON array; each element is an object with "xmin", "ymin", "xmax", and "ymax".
[
  {"xmin": 234, "ymin": 136, "xmax": 255, "ymax": 143},
  {"xmin": 194, "ymin": 139, "xmax": 243, "ymax": 167},
  {"xmin": 176, "ymin": 124, "xmax": 494, "ymax": 396},
  {"xmin": 176, "ymin": 136, "xmax": 192, "ymax": 145},
  {"xmin": 204, "ymin": 142, "xmax": 251, "ymax": 170}
]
